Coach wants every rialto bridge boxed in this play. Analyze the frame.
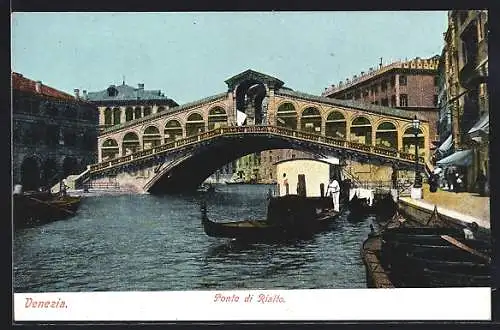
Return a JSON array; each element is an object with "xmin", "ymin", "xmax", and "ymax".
[{"xmin": 81, "ymin": 70, "xmax": 431, "ymax": 194}]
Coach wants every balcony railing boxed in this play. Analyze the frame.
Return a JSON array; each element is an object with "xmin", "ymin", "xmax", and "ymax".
[{"xmin": 89, "ymin": 126, "xmax": 425, "ymax": 175}]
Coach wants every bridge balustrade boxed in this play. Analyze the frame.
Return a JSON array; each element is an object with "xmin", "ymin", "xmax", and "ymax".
[{"xmin": 91, "ymin": 125, "xmax": 424, "ymax": 174}]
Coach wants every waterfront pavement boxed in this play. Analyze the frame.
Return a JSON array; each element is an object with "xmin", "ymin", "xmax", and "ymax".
[{"xmin": 400, "ymin": 183, "xmax": 490, "ymax": 230}]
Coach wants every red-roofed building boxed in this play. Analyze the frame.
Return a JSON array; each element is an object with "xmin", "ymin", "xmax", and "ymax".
[{"xmin": 12, "ymin": 72, "xmax": 99, "ymax": 191}]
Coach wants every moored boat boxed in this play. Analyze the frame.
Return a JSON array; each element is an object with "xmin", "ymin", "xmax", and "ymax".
[
  {"xmin": 361, "ymin": 209, "xmax": 492, "ymax": 288},
  {"xmin": 201, "ymin": 195, "xmax": 342, "ymax": 242},
  {"xmin": 13, "ymin": 191, "xmax": 82, "ymax": 229}
]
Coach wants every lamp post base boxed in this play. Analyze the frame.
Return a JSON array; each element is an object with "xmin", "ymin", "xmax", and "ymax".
[{"xmin": 411, "ymin": 187, "xmax": 423, "ymax": 199}]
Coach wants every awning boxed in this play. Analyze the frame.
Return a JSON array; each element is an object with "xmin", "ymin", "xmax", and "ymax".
[
  {"xmin": 468, "ymin": 112, "xmax": 489, "ymax": 138},
  {"xmin": 436, "ymin": 149, "xmax": 473, "ymax": 167},
  {"xmin": 435, "ymin": 134, "xmax": 452, "ymax": 154}
]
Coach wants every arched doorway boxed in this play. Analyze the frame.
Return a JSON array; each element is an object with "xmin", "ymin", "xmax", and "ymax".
[
  {"xmin": 276, "ymin": 103, "xmax": 297, "ymax": 129},
  {"xmin": 164, "ymin": 120, "xmax": 183, "ymax": 143},
  {"xmin": 208, "ymin": 107, "xmax": 228, "ymax": 130},
  {"xmin": 375, "ymin": 122, "xmax": 398, "ymax": 149},
  {"xmin": 41, "ymin": 158, "xmax": 58, "ymax": 190},
  {"xmin": 143, "ymin": 126, "xmax": 161, "ymax": 149},
  {"xmin": 235, "ymin": 81, "xmax": 267, "ymax": 125},
  {"xmin": 403, "ymin": 127, "xmax": 425, "ymax": 157},
  {"xmin": 325, "ymin": 111, "xmax": 346, "ymax": 139},
  {"xmin": 350, "ymin": 116, "xmax": 372, "ymax": 145},
  {"xmin": 186, "ymin": 113, "xmax": 205, "ymax": 136},
  {"xmin": 62, "ymin": 157, "xmax": 78, "ymax": 177},
  {"xmin": 122, "ymin": 132, "xmax": 141, "ymax": 155},
  {"xmin": 101, "ymin": 139, "xmax": 119, "ymax": 161},
  {"xmin": 301, "ymin": 107, "xmax": 322, "ymax": 133},
  {"xmin": 21, "ymin": 156, "xmax": 41, "ymax": 191}
]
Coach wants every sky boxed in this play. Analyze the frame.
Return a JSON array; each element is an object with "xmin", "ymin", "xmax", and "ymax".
[{"xmin": 12, "ymin": 11, "xmax": 448, "ymax": 104}]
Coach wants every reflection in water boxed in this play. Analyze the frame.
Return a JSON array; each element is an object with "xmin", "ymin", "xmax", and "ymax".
[{"xmin": 14, "ymin": 184, "xmax": 372, "ymax": 292}]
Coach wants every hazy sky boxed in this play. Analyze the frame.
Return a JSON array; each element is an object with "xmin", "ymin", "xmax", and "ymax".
[{"xmin": 12, "ymin": 11, "xmax": 448, "ymax": 104}]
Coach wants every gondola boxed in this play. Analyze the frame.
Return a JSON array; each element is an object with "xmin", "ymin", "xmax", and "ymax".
[
  {"xmin": 361, "ymin": 208, "xmax": 492, "ymax": 288},
  {"xmin": 372, "ymin": 193, "xmax": 397, "ymax": 219},
  {"xmin": 201, "ymin": 195, "xmax": 342, "ymax": 242},
  {"xmin": 13, "ymin": 192, "xmax": 82, "ymax": 229},
  {"xmin": 347, "ymin": 194, "xmax": 372, "ymax": 218}
]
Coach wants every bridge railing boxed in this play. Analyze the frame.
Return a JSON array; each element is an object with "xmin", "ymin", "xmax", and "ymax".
[{"xmin": 90, "ymin": 125, "xmax": 425, "ymax": 174}]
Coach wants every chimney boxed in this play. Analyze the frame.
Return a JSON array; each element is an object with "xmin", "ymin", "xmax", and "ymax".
[
  {"xmin": 74, "ymin": 88, "xmax": 80, "ymax": 98},
  {"xmin": 35, "ymin": 81, "xmax": 42, "ymax": 93},
  {"xmin": 138, "ymin": 83, "xmax": 144, "ymax": 90}
]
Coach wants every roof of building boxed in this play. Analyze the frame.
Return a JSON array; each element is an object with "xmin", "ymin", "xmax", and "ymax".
[
  {"xmin": 276, "ymin": 88, "xmax": 428, "ymax": 122},
  {"xmin": 85, "ymin": 82, "xmax": 176, "ymax": 103},
  {"xmin": 12, "ymin": 72, "xmax": 76, "ymax": 101},
  {"xmin": 322, "ymin": 56, "xmax": 440, "ymax": 96},
  {"xmin": 225, "ymin": 69, "xmax": 285, "ymax": 90}
]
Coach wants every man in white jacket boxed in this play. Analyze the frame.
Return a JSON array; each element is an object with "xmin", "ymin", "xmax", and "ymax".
[{"xmin": 327, "ymin": 177, "xmax": 341, "ymax": 212}]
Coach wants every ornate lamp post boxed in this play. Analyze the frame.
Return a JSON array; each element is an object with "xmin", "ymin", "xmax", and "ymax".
[{"xmin": 412, "ymin": 115, "xmax": 422, "ymax": 189}]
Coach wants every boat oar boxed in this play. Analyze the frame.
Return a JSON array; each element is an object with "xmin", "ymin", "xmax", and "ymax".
[
  {"xmin": 440, "ymin": 235, "xmax": 491, "ymax": 263},
  {"xmin": 27, "ymin": 196, "xmax": 75, "ymax": 217}
]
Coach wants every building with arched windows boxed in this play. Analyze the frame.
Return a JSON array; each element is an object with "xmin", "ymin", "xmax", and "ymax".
[
  {"xmin": 84, "ymin": 81, "xmax": 178, "ymax": 132},
  {"xmin": 12, "ymin": 72, "xmax": 99, "ymax": 191}
]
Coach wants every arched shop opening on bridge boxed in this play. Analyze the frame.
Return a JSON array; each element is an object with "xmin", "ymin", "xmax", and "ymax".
[
  {"xmin": 376, "ymin": 122, "xmax": 398, "ymax": 149},
  {"xmin": 276, "ymin": 102, "xmax": 297, "ymax": 129},
  {"xmin": 235, "ymin": 80, "xmax": 267, "ymax": 125},
  {"xmin": 186, "ymin": 113, "xmax": 205, "ymax": 136},
  {"xmin": 301, "ymin": 107, "xmax": 322, "ymax": 133},
  {"xmin": 122, "ymin": 132, "xmax": 141, "ymax": 156},
  {"xmin": 350, "ymin": 116, "xmax": 372, "ymax": 145},
  {"xmin": 208, "ymin": 107, "xmax": 228, "ymax": 130},
  {"xmin": 164, "ymin": 120, "xmax": 183, "ymax": 143},
  {"xmin": 101, "ymin": 138, "xmax": 119, "ymax": 160},
  {"xmin": 143, "ymin": 126, "xmax": 162, "ymax": 149},
  {"xmin": 403, "ymin": 127, "xmax": 425, "ymax": 157},
  {"xmin": 325, "ymin": 111, "xmax": 346, "ymax": 139}
]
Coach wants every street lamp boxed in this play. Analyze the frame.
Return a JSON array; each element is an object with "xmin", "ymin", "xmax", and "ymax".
[{"xmin": 412, "ymin": 115, "xmax": 422, "ymax": 188}]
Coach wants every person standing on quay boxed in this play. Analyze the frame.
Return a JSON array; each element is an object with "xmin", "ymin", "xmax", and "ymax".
[{"xmin": 327, "ymin": 177, "xmax": 341, "ymax": 212}]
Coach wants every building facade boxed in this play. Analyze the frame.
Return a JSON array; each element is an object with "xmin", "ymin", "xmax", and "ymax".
[
  {"xmin": 84, "ymin": 81, "xmax": 179, "ymax": 132},
  {"xmin": 322, "ymin": 56, "xmax": 441, "ymax": 147},
  {"xmin": 436, "ymin": 10, "xmax": 489, "ymax": 192},
  {"xmin": 12, "ymin": 72, "xmax": 99, "ymax": 191}
]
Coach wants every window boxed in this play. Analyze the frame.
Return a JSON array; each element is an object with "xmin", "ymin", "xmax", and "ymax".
[
  {"xmin": 381, "ymin": 98, "xmax": 389, "ymax": 106},
  {"xmin": 374, "ymin": 100, "xmax": 379, "ymax": 105},
  {"xmin": 400, "ymin": 94, "xmax": 408, "ymax": 107},
  {"xmin": 381, "ymin": 80, "xmax": 387, "ymax": 91},
  {"xmin": 434, "ymin": 95, "xmax": 438, "ymax": 106},
  {"xmin": 399, "ymin": 75, "xmax": 407, "ymax": 86},
  {"xmin": 434, "ymin": 76, "xmax": 439, "ymax": 86},
  {"xmin": 363, "ymin": 89, "xmax": 369, "ymax": 97},
  {"xmin": 390, "ymin": 95, "xmax": 396, "ymax": 107},
  {"xmin": 390, "ymin": 76, "xmax": 395, "ymax": 87},
  {"xmin": 354, "ymin": 90, "xmax": 361, "ymax": 99}
]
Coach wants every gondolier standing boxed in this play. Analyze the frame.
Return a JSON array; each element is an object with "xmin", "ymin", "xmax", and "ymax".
[{"xmin": 327, "ymin": 177, "xmax": 341, "ymax": 212}]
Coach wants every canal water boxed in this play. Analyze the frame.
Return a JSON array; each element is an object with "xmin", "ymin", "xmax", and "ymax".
[{"xmin": 13, "ymin": 184, "xmax": 376, "ymax": 292}]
